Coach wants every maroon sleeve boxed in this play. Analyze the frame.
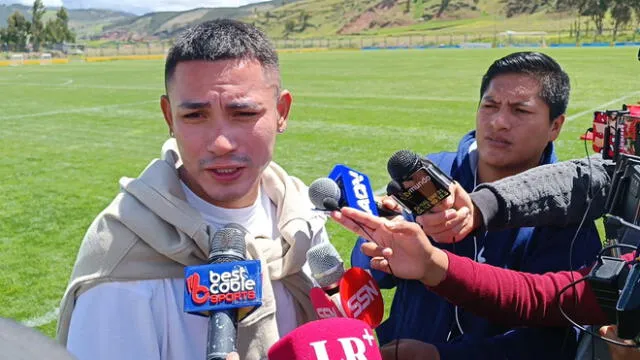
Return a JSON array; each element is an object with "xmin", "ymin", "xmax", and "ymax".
[{"xmin": 428, "ymin": 250, "xmax": 610, "ymax": 326}]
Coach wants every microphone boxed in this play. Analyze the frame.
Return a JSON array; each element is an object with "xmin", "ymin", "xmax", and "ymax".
[
  {"xmin": 339, "ymin": 267, "xmax": 384, "ymax": 329},
  {"xmin": 307, "ymin": 242, "xmax": 347, "ymax": 319},
  {"xmin": 386, "ymin": 149, "xmax": 453, "ymax": 215},
  {"xmin": 183, "ymin": 224, "xmax": 263, "ymax": 360},
  {"xmin": 267, "ymin": 318, "xmax": 382, "ymax": 360},
  {"xmin": 308, "ymin": 177, "xmax": 400, "ymax": 217}
]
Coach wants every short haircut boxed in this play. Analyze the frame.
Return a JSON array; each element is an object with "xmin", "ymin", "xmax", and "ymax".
[
  {"xmin": 164, "ymin": 19, "xmax": 279, "ymax": 92},
  {"xmin": 480, "ymin": 51, "xmax": 570, "ymax": 121}
]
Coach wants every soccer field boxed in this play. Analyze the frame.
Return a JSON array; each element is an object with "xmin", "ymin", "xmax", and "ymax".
[{"xmin": 0, "ymin": 46, "xmax": 637, "ymax": 338}]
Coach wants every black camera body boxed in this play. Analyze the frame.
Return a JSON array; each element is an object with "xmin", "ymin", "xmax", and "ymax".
[{"xmin": 588, "ymin": 152, "xmax": 640, "ymax": 341}]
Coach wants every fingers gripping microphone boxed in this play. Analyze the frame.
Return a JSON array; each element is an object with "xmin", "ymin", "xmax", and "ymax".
[
  {"xmin": 183, "ymin": 224, "xmax": 263, "ymax": 360},
  {"xmin": 387, "ymin": 150, "xmax": 453, "ymax": 215}
]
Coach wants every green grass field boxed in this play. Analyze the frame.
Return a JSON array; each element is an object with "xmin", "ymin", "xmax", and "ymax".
[{"xmin": 1, "ymin": 46, "xmax": 638, "ymax": 340}]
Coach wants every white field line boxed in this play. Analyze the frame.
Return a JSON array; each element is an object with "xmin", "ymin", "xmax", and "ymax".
[{"xmin": 22, "ymin": 307, "xmax": 59, "ymax": 328}]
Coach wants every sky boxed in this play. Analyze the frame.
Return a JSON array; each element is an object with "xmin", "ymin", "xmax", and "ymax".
[{"xmin": 1, "ymin": 0, "xmax": 268, "ymax": 15}]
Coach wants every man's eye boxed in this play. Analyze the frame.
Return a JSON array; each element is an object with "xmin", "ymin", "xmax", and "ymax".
[
  {"xmin": 184, "ymin": 112, "xmax": 203, "ymax": 118},
  {"xmin": 236, "ymin": 112, "xmax": 258, "ymax": 117},
  {"xmin": 516, "ymin": 108, "xmax": 532, "ymax": 114}
]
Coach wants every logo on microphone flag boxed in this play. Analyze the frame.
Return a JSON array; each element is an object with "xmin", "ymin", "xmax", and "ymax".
[
  {"xmin": 328, "ymin": 164, "xmax": 379, "ymax": 215},
  {"xmin": 340, "ymin": 267, "xmax": 384, "ymax": 328},
  {"xmin": 310, "ymin": 287, "xmax": 345, "ymax": 319},
  {"xmin": 184, "ymin": 260, "xmax": 262, "ymax": 314}
]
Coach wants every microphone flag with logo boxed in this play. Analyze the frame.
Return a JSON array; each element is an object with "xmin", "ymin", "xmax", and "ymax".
[{"xmin": 267, "ymin": 317, "xmax": 382, "ymax": 360}]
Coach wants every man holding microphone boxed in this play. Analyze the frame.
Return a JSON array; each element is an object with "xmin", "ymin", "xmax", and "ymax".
[{"xmin": 330, "ymin": 155, "xmax": 639, "ymax": 359}]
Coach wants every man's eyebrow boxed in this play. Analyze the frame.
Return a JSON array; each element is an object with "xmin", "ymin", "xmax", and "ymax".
[
  {"xmin": 226, "ymin": 100, "xmax": 262, "ymax": 110},
  {"xmin": 178, "ymin": 101, "xmax": 210, "ymax": 109}
]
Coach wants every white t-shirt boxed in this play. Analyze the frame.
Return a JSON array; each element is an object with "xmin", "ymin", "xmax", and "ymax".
[{"xmin": 66, "ymin": 184, "xmax": 327, "ymax": 360}]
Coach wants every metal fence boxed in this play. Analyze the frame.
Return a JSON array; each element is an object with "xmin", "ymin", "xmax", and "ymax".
[{"xmin": 5, "ymin": 27, "xmax": 638, "ymax": 59}]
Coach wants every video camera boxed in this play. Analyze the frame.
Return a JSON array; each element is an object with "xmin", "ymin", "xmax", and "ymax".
[{"xmin": 586, "ymin": 147, "xmax": 640, "ymax": 342}]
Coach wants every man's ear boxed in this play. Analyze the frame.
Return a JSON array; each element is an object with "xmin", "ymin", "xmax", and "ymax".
[
  {"xmin": 160, "ymin": 95, "xmax": 174, "ymax": 135},
  {"xmin": 549, "ymin": 114, "xmax": 565, "ymax": 142},
  {"xmin": 276, "ymin": 90, "xmax": 292, "ymax": 133}
]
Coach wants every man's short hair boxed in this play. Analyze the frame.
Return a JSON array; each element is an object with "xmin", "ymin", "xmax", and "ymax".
[
  {"xmin": 164, "ymin": 19, "xmax": 279, "ymax": 92},
  {"xmin": 479, "ymin": 51, "xmax": 570, "ymax": 121}
]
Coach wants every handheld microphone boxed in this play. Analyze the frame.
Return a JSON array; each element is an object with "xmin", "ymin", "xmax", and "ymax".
[
  {"xmin": 386, "ymin": 150, "xmax": 453, "ymax": 215},
  {"xmin": 308, "ymin": 177, "xmax": 400, "ymax": 217},
  {"xmin": 339, "ymin": 267, "xmax": 384, "ymax": 328},
  {"xmin": 307, "ymin": 242, "xmax": 347, "ymax": 319},
  {"xmin": 183, "ymin": 224, "xmax": 263, "ymax": 360},
  {"xmin": 267, "ymin": 318, "xmax": 382, "ymax": 360}
]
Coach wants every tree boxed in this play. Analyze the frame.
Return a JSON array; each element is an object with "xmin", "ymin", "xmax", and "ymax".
[
  {"xmin": 31, "ymin": 0, "xmax": 46, "ymax": 51},
  {"xmin": 610, "ymin": 0, "xmax": 632, "ymax": 40},
  {"xmin": 42, "ymin": 6, "xmax": 75, "ymax": 47},
  {"xmin": 436, "ymin": 0, "xmax": 450, "ymax": 17},
  {"xmin": 631, "ymin": 0, "xmax": 640, "ymax": 30},
  {"xmin": 5, "ymin": 11, "xmax": 30, "ymax": 52},
  {"xmin": 582, "ymin": 0, "xmax": 611, "ymax": 35},
  {"xmin": 298, "ymin": 10, "xmax": 311, "ymax": 31},
  {"xmin": 283, "ymin": 19, "xmax": 295, "ymax": 38}
]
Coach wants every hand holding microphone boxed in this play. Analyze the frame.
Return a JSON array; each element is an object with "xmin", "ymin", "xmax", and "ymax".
[{"xmin": 387, "ymin": 150, "xmax": 480, "ymax": 244}]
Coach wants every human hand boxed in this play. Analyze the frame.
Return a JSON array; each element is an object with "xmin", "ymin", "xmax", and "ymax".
[
  {"xmin": 380, "ymin": 339, "xmax": 440, "ymax": 360},
  {"xmin": 415, "ymin": 181, "xmax": 480, "ymax": 244},
  {"xmin": 330, "ymin": 207, "xmax": 448, "ymax": 286},
  {"xmin": 599, "ymin": 325, "xmax": 640, "ymax": 360}
]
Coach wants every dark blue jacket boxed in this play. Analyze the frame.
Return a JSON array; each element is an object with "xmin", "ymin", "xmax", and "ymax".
[{"xmin": 351, "ymin": 131, "xmax": 602, "ymax": 359}]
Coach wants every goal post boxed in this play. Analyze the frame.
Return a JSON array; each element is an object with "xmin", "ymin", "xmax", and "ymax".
[{"xmin": 9, "ymin": 54, "xmax": 24, "ymax": 66}]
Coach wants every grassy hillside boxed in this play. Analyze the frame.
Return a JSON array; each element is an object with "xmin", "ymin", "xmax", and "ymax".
[
  {"xmin": 0, "ymin": 0, "xmax": 633, "ymax": 42},
  {"xmin": 101, "ymin": 1, "xmax": 295, "ymax": 39},
  {"xmin": 0, "ymin": 4, "xmax": 135, "ymax": 38},
  {"xmin": 244, "ymin": 0, "xmax": 575, "ymax": 38}
]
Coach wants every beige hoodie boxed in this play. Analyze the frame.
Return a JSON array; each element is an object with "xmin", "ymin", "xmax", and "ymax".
[{"xmin": 57, "ymin": 140, "xmax": 324, "ymax": 359}]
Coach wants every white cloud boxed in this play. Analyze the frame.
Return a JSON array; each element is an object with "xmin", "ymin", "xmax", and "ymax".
[
  {"xmin": 14, "ymin": 0, "xmax": 63, "ymax": 7},
  {"xmin": 60, "ymin": 0, "xmax": 268, "ymax": 14}
]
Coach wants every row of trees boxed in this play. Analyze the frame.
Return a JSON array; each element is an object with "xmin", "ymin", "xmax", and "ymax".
[
  {"xmin": 1, "ymin": 0, "xmax": 75, "ymax": 52},
  {"xmin": 503, "ymin": 0, "xmax": 640, "ymax": 39}
]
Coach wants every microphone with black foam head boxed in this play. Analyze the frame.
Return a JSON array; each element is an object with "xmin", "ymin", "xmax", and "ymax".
[
  {"xmin": 387, "ymin": 149, "xmax": 454, "ymax": 215},
  {"xmin": 183, "ymin": 224, "xmax": 263, "ymax": 360}
]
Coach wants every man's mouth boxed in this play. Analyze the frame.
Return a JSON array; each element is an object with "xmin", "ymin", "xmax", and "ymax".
[
  {"xmin": 212, "ymin": 168, "xmax": 240, "ymax": 175},
  {"xmin": 486, "ymin": 137, "xmax": 511, "ymax": 146}
]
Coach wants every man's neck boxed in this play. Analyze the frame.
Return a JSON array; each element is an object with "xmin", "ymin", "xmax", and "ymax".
[{"xmin": 476, "ymin": 160, "xmax": 540, "ymax": 184}]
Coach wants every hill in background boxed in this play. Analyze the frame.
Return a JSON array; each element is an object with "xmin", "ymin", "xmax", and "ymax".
[{"xmin": 0, "ymin": 0, "xmax": 631, "ymax": 42}]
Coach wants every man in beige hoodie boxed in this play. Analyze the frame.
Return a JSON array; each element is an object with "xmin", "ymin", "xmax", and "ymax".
[{"xmin": 58, "ymin": 19, "xmax": 328, "ymax": 360}]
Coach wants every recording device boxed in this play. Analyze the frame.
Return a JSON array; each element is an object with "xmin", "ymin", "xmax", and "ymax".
[
  {"xmin": 584, "ymin": 151, "xmax": 640, "ymax": 342},
  {"xmin": 308, "ymin": 176, "xmax": 400, "ymax": 217},
  {"xmin": 183, "ymin": 224, "xmax": 262, "ymax": 360},
  {"xmin": 386, "ymin": 150, "xmax": 453, "ymax": 215},
  {"xmin": 267, "ymin": 318, "xmax": 382, "ymax": 360},
  {"xmin": 306, "ymin": 243, "xmax": 383, "ymax": 328},
  {"xmin": 591, "ymin": 106, "xmax": 640, "ymax": 160}
]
